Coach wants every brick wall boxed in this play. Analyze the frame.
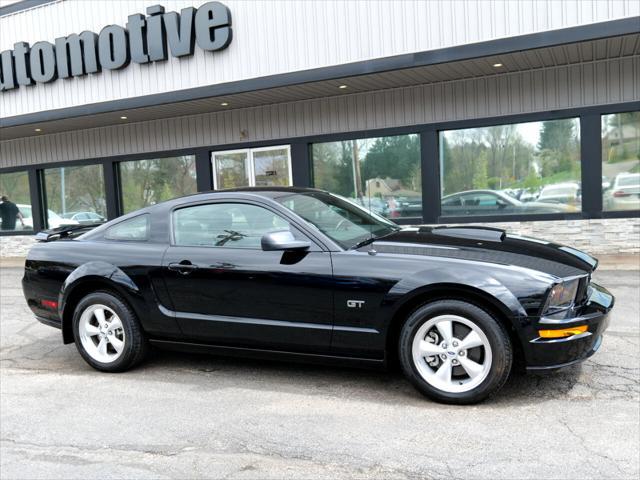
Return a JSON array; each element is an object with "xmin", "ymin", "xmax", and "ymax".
[
  {"xmin": 438, "ymin": 217, "xmax": 640, "ymax": 255},
  {"xmin": 0, "ymin": 235, "xmax": 36, "ymax": 258},
  {"xmin": 1, "ymin": 217, "xmax": 638, "ymax": 258}
]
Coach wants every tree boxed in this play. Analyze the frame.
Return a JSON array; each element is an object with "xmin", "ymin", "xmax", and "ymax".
[
  {"xmin": 361, "ymin": 134, "xmax": 420, "ymax": 193},
  {"xmin": 537, "ymin": 119, "xmax": 578, "ymax": 174},
  {"xmin": 312, "ymin": 141, "xmax": 354, "ymax": 197}
]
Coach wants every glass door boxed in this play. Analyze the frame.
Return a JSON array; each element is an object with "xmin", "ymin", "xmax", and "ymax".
[
  {"xmin": 212, "ymin": 145, "xmax": 291, "ymax": 189},
  {"xmin": 252, "ymin": 146, "xmax": 292, "ymax": 187},
  {"xmin": 212, "ymin": 150, "xmax": 250, "ymax": 189}
]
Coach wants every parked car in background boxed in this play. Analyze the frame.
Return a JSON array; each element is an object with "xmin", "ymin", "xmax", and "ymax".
[
  {"xmin": 441, "ymin": 190, "xmax": 568, "ymax": 216},
  {"xmin": 602, "ymin": 176, "xmax": 612, "ymax": 191},
  {"xmin": 537, "ymin": 183, "xmax": 582, "ymax": 207},
  {"xmin": 23, "ymin": 187, "xmax": 613, "ymax": 404},
  {"xmin": 16, "ymin": 204, "xmax": 79, "ymax": 230},
  {"xmin": 518, "ymin": 188, "xmax": 541, "ymax": 203},
  {"xmin": 388, "ymin": 196, "xmax": 422, "ymax": 218},
  {"xmin": 353, "ymin": 197, "xmax": 389, "ymax": 218},
  {"xmin": 604, "ymin": 173, "xmax": 640, "ymax": 210},
  {"xmin": 61, "ymin": 211, "xmax": 107, "ymax": 224}
]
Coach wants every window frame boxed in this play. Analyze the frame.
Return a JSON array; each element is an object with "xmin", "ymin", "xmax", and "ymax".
[
  {"xmin": 437, "ymin": 116, "xmax": 584, "ymax": 221},
  {"xmin": 211, "ymin": 145, "xmax": 293, "ymax": 190},
  {"xmin": 0, "ymin": 169, "xmax": 35, "ymax": 234},
  {"xmin": 117, "ymin": 154, "xmax": 198, "ymax": 215},
  {"xmin": 600, "ymin": 111, "xmax": 640, "ymax": 214},
  {"xmin": 309, "ymin": 133, "xmax": 424, "ymax": 224},
  {"xmin": 169, "ymin": 199, "xmax": 321, "ymax": 251},
  {"xmin": 40, "ymin": 162, "xmax": 107, "ymax": 229},
  {"xmin": 1, "ymin": 101, "xmax": 638, "ymax": 238},
  {"xmin": 103, "ymin": 214, "xmax": 150, "ymax": 242}
]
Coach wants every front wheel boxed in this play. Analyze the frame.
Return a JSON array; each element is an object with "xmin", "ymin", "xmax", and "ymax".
[
  {"xmin": 399, "ymin": 300, "xmax": 512, "ymax": 404},
  {"xmin": 72, "ymin": 291, "xmax": 148, "ymax": 372}
]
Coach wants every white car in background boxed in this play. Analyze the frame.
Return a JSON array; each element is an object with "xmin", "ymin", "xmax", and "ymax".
[
  {"xmin": 537, "ymin": 182, "xmax": 581, "ymax": 208},
  {"xmin": 605, "ymin": 173, "xmax": 640, "ymax": 211},
  {"xmin": 16, "ymin": 204, "xmax": 79, "ymax": 230}
]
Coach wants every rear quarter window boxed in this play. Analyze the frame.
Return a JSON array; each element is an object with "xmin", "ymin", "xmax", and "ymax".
[{"xmin": 105, "ymin": 215, "xmax": 149, "ymax": 241}]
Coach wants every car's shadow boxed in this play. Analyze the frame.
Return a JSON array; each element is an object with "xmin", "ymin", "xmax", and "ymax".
[
  {"xmin": 133, "ymin": 347, "xmax": 584, "ymax": 407},
  {"xmin": 4, "ymin": 333, "xmax": 584, "ymax": 407}
]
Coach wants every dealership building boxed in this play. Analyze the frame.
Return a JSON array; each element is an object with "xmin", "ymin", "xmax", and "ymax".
[{"xmin": 0, "ymin": 0, "xmax": 639, "ymax": 257}]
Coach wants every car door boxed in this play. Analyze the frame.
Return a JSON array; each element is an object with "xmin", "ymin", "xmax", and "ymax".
[
  {"xmin": 161, "ymin": 200, "xmax": 334, "ymax": 352},
  {"xmin": 459, "ymin": 192, "xmax": 508, "ymax": 215}
]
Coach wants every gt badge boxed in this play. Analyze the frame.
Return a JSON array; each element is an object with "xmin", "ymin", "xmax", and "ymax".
[{"xmin": 347, "ymin": 300, "xmax": 365, "ymax": 308}]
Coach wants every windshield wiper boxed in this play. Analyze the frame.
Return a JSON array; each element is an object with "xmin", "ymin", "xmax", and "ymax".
[{"xmin": 350, "ymin": 228, "xmax": 399, "ymax": 250}]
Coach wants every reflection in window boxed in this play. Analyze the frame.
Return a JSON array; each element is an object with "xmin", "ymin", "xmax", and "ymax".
[
  {"xmin": 212, "ymin": 146, "xmax": 291, "ymax": 189},
  {"xmin": 105, "ymin": 215, "xmax": 149, "ymax": 241},
  {"xmin": 602, "ymin": 112, "xmax": 640, "ymax": 211},
  {"xmin": 0, "ymin": 171, "xmax": 32, "ymax": 231},
  {"xmin": 43, "ymin": 165, "xmax": 107, "ymax": 229},
  {"xmin": 440, "ymin": 118, "xmax": 581, "ymax": 217},
  {"xmin": 173, "ymin": 203, "xmax": 290, "ymax": 248},
  {"xmin": 312, "ymin": 134, "xmax": 421, "ymax": 219},
  {"xmin": 120, "ymin": 156, "xmax": 197, "ymax": 213}
]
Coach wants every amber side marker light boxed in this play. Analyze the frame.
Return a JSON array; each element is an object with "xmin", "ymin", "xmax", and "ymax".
[{"xmin": 538, "ymin": 325, "xmax": 588, "ymax": 338}]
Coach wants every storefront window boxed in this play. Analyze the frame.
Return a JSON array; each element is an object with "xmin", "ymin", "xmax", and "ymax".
[
  {"xmin": 440, "ymin": 118, "xmax": 581, "ymax": 217},
  {"xmin": 0, "ymin": 171, "xmax": 32, "ymax": 232},
  {"xmin": 120, "ymin": 155, "xmax": 197, "ymax": 213},
  {"xmin": 602, "ymin": 112, "xmax": 640, "ymax": 211},
  {"xmin": 43, "ymin": 164, "xmax": 107, "ymax": 228},
  {"xmin": 212, "ymin": 146, "xmax": 291, "ymax": 189},
  {"xmin": 311, "ymin": 134, "xmax": 421, "ymax": 219}
]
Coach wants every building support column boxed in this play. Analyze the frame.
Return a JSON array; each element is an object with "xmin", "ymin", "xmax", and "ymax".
[{"xmin": 581, "ymin": 114, "xmax": 603, "ymax": 218}]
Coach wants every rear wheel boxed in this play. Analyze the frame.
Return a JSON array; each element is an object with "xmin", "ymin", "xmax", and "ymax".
[
  {"xmin": 399, "ymin": 300, "xmax": 512, "ymax": 404},
  {"xmin": 72, "ymin": 291, "xmax": 147, "ymax": 372}
]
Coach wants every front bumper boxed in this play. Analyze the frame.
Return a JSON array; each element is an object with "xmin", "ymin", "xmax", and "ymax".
[{"xmin": 525, "ymin": 282, "xmax": 613, "ymax": 372}]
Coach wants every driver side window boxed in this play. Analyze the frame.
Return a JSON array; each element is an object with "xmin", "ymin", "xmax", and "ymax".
[{"xmin": 173, "ymin": 203, "xmax": 293, "ymax": 248}]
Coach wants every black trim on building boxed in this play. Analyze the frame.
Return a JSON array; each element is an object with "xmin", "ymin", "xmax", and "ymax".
[
  {"xmin": 26, "ymin": 169, "xmax": 44, "ymax": 232},
  {"xmin": 581, "ymin": 114, "xmax": 604, "ymax": 217},
  {"xmin": 1, "ymin": 101, "xmax": 639, "ymax": 237},
  {"xmin": 420, "ymin": 129, "xmax": 440, "ymax": 225},
  {"xmin": 1, "ymin": 16, "xmax": 639, "ymax": 128},
  {"xmin": 195, "ymin": 150, "xmax": 214, "ymax": 192}
]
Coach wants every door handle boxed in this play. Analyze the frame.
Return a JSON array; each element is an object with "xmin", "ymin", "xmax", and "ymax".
[{"xmin": 168, "ymin": 261, "xmax": 199, "ymax": 275}]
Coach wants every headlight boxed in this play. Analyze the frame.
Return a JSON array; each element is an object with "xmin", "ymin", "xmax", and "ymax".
[{"xmin": 544, "ymin": 278, "xmax": 580, "ymax": 313}]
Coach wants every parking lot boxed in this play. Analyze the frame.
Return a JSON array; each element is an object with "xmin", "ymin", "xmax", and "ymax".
[{"xmin": 1, "ymin": 265, "xmax": 638, "ymax": 479}]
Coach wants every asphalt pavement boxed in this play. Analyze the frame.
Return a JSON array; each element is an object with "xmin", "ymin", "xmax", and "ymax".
[{"xmin": 0, "ymin": 267, "xmax": 638, "ymax": 479}]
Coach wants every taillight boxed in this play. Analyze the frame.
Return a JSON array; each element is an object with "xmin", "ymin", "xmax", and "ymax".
[
  {"xmin": 613, "ymin": 190, "xmax": 630, "ymax": 197},
  {"xmin": 41, "ymin": 299, "xmax": 58, "ymax": 309}
]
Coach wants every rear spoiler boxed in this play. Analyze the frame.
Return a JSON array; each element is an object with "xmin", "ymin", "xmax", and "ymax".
[{"xmin": 35, "ymin": 223, "xmax": 102, "ymax": 242}]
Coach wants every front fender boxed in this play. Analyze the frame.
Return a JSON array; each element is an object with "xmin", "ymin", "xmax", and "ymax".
[{"xmin": 386, "ymin": 262, "xmax": 553, "ymax": 328}]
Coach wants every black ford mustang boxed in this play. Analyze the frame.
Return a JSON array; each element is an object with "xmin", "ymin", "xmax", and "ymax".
[{"xmin": 22, "ymin": 187, "xmax": 614, "ymax": 404}]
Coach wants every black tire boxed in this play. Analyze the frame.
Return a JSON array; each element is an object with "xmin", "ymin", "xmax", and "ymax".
[
  {"xmin": 72, "ymin": 290, "xmax": 148, "ymax": 372},
  {"xmin": 398, "ymin": 300, "xmax": 512, "ymax": 404}
]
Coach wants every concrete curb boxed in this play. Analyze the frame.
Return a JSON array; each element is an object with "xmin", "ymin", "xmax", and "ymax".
[{"xmin": 2, "ymin": 254, "xmax": 639, "ymax": 270}]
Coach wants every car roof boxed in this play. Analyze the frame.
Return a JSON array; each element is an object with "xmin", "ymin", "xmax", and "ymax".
[{"xmin": 215, "ymin": 186, "xmax": 325, "ymax": 197}]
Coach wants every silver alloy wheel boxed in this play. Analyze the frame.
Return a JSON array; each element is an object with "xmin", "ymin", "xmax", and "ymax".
[
  {"xmin": 411, "ymin": 314, "xmax": 492, "ymax": 393},
  {"xmin": 78, "ymin": 304, "xmax": 126, "ymax": 363}
]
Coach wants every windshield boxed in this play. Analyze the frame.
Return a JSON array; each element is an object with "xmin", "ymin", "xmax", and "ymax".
[{"xmin": 275, "ymin": 191, "xmax": 399, "ymax": 249}]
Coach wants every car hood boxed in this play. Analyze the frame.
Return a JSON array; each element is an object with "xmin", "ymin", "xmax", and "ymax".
[{"xmin": 366, "ymin": 226, "xmax": 597, "ymax": 278}]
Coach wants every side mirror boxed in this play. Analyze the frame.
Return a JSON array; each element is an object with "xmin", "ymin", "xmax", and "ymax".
[{"xmin": 261, "ymin": 230, "xmax": 310, "ymax": 251}]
